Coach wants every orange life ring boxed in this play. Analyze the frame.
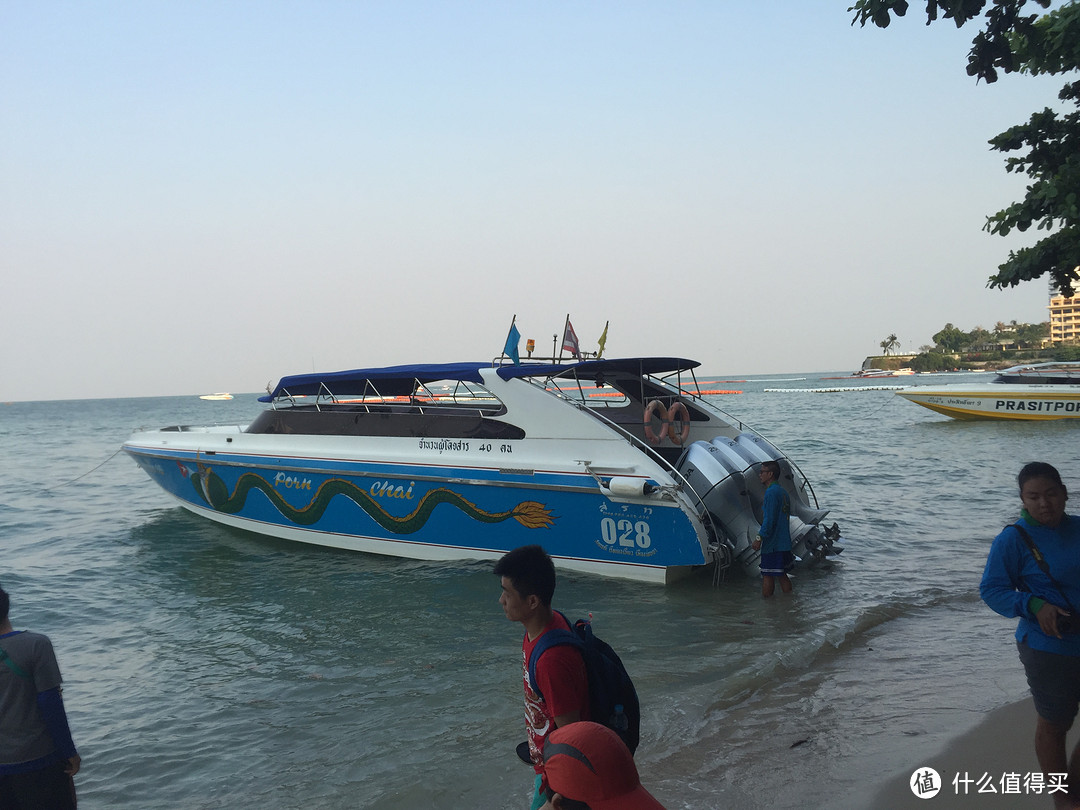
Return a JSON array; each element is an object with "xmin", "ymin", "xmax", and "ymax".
[
  {"xmin": 667, "ymin": 401, "xmax": 691, "ymax": 445},
  {"xmin": 643, "ymin": 399, "xmax": 669, "ymax": 445}
]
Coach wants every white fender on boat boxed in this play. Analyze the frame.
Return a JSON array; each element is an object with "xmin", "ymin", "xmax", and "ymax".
[{"xmin": 607, "ymin": 477, "xmax": 650, "ymax": 498}]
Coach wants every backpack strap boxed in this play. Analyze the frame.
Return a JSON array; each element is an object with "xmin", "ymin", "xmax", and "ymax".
[
  {"xmin": 0, "ymin": 647, "xmax": 31, "ymax": 680},
  {"xmin": 526, "ymin": 610, "xmax": 583, "ymax": 699},
  {"xmin": 1011, "ymin": 523, "xmax": 1078, "ymax": 614}
]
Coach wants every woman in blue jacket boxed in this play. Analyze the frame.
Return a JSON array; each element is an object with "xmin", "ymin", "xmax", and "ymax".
[{"xmin": 981, "ymin": 462, "xmax": 1080, "ymax": 807}]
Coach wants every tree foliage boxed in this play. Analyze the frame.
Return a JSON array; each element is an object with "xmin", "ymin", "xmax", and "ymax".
[
  {"xmin": 849, "ymin": 0, "xmax": 1080, "ymax": 295},
  {"xmin": 933, "ymin": 323, "xmax": 969, "ymax": 352},
  {"xmin": 911, "ymin": 351, "xmax": 954, "ymax": 371},
  {"xmin": 880, "ymin": 333, "xmax": 900, "ymax": 354},
  {"xmin": 1014, "ymin": 320, "xmax": 1052, "ymax": 341},
  {"xmin": 928, "ymin": 319, "xmax": 1048, "ymax": 351}
]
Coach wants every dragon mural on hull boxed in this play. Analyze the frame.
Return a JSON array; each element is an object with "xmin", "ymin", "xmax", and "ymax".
[{"xmin": 185, "ymin": 463, "xmax": 556, "ymax": 534}]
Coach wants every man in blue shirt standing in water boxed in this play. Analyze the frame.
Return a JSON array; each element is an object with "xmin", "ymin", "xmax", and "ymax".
[{"xmin": 752, "ymin": 460, "xmax": 794, "ymax": 598}]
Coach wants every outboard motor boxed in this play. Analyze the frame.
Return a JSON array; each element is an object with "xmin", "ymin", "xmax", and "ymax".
[
  {"xmin": 679, "ymin": 432, "xmax": 843, "ymax": 575},
  {"xmin": 726, "ymin": 435, "xmax": 830, "ymax": 526},
  {"xmin": 677, "ymin": 441, "xmax": 760, "ymax": 568},
  {"xmin": 719, "ymin": 435, "xmax": 838, "ymax": 560}
]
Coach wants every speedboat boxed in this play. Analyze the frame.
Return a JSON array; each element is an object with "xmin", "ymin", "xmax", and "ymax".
[
  {"xmin": 854, "ymin": 368, "xmax": 914, "ymax": 378},
  {"xmin": 123, "ymin": 357, "xmax": 842, "ymax": 584},
  {"xmin": 199, "ymin": 392, "xmax": 234, "ymax": 401},
  {"xmin": 896, "ymin": 362, "xmax": 1080, "ymax": 420},
  {"xmin": 821, "ymin": 368, "xmax": 914, "ymax": 380}
]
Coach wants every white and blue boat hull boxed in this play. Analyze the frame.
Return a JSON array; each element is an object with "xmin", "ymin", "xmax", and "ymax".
[
  {"xmin": 123, "ymin": 357, "xmax": 841, "ymax": 583},
  {"xmin": 123, "ymin": 435, "xmax": 709, "ymax": 583}
]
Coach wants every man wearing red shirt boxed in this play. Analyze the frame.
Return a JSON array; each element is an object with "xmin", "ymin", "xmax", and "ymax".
[{"xmin": 496, "ymin": 545, "xmax": 589, "ymax": 810}]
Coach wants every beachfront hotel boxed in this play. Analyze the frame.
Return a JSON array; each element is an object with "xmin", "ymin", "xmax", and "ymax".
[
  {"xmin": 1045, "ymin": 274, "xmax": 1080, "ymax": 343},
  {"xmin": 1049, "ymin": 277, "xmax": 1080, "ymax": 345}
]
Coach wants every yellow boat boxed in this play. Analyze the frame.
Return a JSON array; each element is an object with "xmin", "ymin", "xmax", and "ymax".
[{"xmin": 897, "ymin": 363, "xmax": 1080, "ymax": 420}]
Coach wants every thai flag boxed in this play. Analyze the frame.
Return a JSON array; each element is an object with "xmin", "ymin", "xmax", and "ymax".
[{"xmin": 562, "ymin": 320, "xmax": 581, "ymax": 359}]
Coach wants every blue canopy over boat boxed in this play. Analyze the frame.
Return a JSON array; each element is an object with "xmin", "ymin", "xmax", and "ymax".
[
  {"xmin": 494, "ymin": 357, "xmax": 699, "ymax": 380},
  {"xmin": 260, "ymin": 363, "xmax": 489, "ymax": 401},
  {"xmin": 260, "ymin": 357, "xmax": 701, "ymax": 402}
]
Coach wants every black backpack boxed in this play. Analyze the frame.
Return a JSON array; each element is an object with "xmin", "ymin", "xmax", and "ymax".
[{"xmin": 526, "ymin": 610, "xmax": 640, "ymax": 754}]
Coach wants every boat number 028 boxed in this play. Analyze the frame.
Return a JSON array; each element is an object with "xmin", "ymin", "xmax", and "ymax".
[{"xmin": 600, "ymin": 517, "xmax": 652, "ymax": 549}]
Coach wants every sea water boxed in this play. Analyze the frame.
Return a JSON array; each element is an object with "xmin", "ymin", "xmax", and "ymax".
[{"xmin": 2, "ymin": 375, "xmax": 1076, "ymax": 809}]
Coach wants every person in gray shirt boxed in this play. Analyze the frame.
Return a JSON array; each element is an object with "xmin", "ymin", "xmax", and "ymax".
[{"xmin": 0, "ymin": 582, "xmax": 80, "ymax": 809}]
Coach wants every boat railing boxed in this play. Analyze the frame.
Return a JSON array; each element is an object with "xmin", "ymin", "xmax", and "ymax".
[
  {"xmin": 790, "ymin": 464, "xmax": 821, "ymax": 509},
  {"xmin": 642, "ymin": 370, "xmax": 749, "ymax": 432},
  {"xmin": 269, "ymin": 378, "xmax": 506, "ymax": 419},
  {"xmin": 628, "ymin": 375, "xmax": 825, "ymax": 510},
  {"xmin": 640, "ymin": 374, "xmax": 825, "ymax": 507}
]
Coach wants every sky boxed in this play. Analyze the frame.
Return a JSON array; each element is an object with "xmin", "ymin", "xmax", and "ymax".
[{"xmin": 1, "ymin": 1, "xmax": 1070, "ymax": 401}]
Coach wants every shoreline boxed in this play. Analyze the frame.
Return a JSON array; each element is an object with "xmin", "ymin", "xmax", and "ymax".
[{"xmin": 870, "ymin": 697, "xmax": 1080, "ymax": 809}]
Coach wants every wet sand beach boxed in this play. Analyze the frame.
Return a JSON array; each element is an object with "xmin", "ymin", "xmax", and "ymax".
[{"xmin": 872, "ymin": 697, "xmax": 1080, "ymax": 809}]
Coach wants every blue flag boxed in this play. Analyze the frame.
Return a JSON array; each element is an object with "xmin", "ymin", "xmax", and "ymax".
[{"xmin": 504, "ymin": 323, "xmax": 521, "ymax": 365}]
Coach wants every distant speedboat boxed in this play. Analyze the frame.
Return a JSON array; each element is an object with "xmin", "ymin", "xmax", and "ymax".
[
  {"xmin": 896, "ymin": 362, "xmax": 1080, "ymax": 420},
  {"xmin": 123, "ymin": 356, "xmax": 843, "ymax": 584},
  {"xmin": 820, "ymin": 368, "xmax": 915, "ymax": 380},
  {"xmin": 855, "ymin": 368, "xmax": 914, "ymax": 378},
  {"xmin": 199, "ymin": 393, "xmax": 233, "ymax": 401}
]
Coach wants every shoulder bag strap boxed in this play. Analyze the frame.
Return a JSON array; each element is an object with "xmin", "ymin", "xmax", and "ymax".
[
  {"xmin": 526, "ymin": 611, "xmax": 583, "ymax": 697},
  {"xmin": 1011, "ymin": 523, "xmax": 1078, "ymax": 614},
  {"xmin": 0, "ymin": 646, "xmax": 32, "ymax": 679}
]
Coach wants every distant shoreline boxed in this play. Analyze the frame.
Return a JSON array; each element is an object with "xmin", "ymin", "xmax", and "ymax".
[{"xmin": 862, "ymin": 350, "xmax": 1069, "ymax": 374}]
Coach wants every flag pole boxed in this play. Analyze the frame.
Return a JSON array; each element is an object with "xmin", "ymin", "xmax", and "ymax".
[
  {"xmin": 503, "ymin": 314, "xmax": 514, "ymax": 362},
  {"xmin": 558, "ymin": 314, "xmax": 570, "ymax": 361}
]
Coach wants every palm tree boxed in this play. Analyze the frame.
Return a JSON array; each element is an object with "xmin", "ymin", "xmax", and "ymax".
[{"xmin": 880, "ymin": 334, "xmax": 899, "ymax": 355}]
